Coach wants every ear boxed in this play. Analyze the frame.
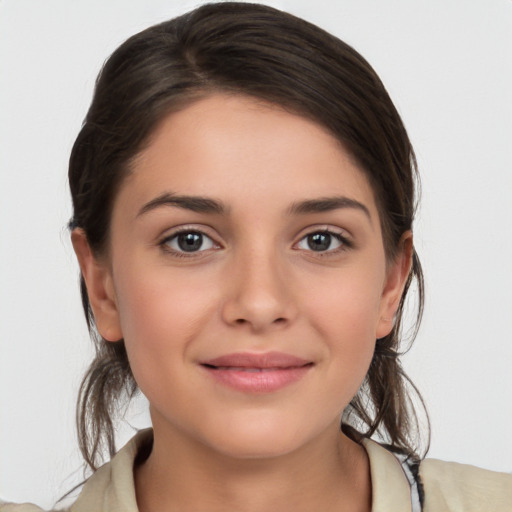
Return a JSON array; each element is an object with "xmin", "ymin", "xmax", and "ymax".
[
  {"xmin": 71, "ymin": 229, "xmax": 123, "ymax": 342},
  {"xmin": 375, "ymin": 231, "xmax": 413, "ymax": 339}
]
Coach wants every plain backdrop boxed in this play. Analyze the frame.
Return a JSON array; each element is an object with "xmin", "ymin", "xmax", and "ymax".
[{"xmin": 1, "ymin": 0, "xmax": 511, "ymax": 508}]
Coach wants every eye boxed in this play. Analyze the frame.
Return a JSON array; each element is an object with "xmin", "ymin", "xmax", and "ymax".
[
  {"xmin": 162, "ymin": 230, "xmax": 216, "ymax": 254},
  {"xmin": 296, "ymin": 231, "xmax": 346, "ymax": 252}
]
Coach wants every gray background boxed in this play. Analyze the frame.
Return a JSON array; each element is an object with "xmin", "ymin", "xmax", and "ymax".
[{"xmin": 1, "ymin": 0, "xmax": 511, "ymax": 507}]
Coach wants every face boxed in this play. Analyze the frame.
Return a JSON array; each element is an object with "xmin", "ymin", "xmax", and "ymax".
[{"xmin": 75, "ymin": 94, "xmax": 409, "ymax": 459}]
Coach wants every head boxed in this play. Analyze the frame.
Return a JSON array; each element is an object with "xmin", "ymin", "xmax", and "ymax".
[{"xmin": 69, "ymin": 2, "xmax": 427, "ymax": 470}]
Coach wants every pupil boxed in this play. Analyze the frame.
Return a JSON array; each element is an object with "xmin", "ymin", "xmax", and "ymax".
[
  {"xmin": 177, "ymin": 232, "xmax": 202, "ymax": 252},
  {"xmin": 308, "ymin": 233, "xmax": 331, "ymax": 251}
]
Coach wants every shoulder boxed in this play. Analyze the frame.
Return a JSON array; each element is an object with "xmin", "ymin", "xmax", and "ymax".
[
  {"xmin": 0, "ymin": 502, "xmax": 65, "ymax": 512},
  {"xmin": 420, "ymin": 458, "xmax": 512, "ymax": 512},
  {"xmin": 0, "ymin": 430, "xmax": 151, "ymax": 512}
]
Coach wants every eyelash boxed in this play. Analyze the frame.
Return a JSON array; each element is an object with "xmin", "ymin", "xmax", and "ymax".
[
  {"xmin": 295, "ymin": 229, "xmax": 352, "ymax": 255},
  {"xmin": 159, "ymin": 228, "xmax": 219, "ymax": 258},
  {"xmin": 158, "ymin": 227, "xmax": 352, "ymax": 258}
]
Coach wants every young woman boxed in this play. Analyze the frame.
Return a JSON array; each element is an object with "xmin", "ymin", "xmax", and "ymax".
[{"xmin": 2, "ymin": 3, "xmax": 510, "ymax": 511}]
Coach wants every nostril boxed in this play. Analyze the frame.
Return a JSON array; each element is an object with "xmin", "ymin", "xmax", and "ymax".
[{"xmin": 274, "ymin": 317, "xmax": 286, "ymax": 324}]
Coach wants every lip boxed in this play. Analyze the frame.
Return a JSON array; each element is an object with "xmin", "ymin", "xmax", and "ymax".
[{"xmin": 200, "ymin": 351, "xmax": 313, "ymax": 393}]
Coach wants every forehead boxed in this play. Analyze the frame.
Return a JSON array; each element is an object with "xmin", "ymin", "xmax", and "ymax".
[{"xmin": 120, "ymin": 93, "xmax": 379, "ymax": 220}]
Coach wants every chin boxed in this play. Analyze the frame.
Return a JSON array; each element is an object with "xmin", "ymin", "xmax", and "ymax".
[
  {"xmin": 207, "ymin": 432, "xmax": 301, "ymax": 460},
  {"xmin": 198, "ymin": 411, "xmax": 318, "ymax": 460}
]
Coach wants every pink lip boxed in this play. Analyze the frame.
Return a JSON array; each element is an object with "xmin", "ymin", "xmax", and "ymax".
[{"xmin": 200, "ymin": 351, "xmax": 313, "ymax": 393}]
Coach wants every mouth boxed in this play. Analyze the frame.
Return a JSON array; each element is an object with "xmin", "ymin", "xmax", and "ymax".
[{"xmin": 199, "ymin": 352, "xmax": 314, "ymax": 393}]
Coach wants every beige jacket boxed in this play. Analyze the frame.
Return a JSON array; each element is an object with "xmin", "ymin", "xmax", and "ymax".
[{"xmin": 2, "ymin": 430, "xmax": 511, "ymax": 511}]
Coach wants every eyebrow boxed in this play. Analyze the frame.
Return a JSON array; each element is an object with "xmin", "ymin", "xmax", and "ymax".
[
  {"xmin": 288, "ymin": 196, "xmax": 372, "ymax": 220},
  {"xmin": 137, "ymin": 193, "xmax": 227, "ymax": 217},
  {"xmin": 137, "ymin": 192, "xmax": 371, "ymax": 222}
]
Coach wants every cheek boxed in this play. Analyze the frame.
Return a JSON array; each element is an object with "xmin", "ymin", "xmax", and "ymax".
[
  {"xmin": 300, "ymin": 265, "xmax": 384, "ymax": 388},
  {"xmin": 303, "ymin": 264, "xmax": 385, "ymax": 340},
  {"xmin": 112, "ymin": 266, "xmax": 218, "ymax": 376}
]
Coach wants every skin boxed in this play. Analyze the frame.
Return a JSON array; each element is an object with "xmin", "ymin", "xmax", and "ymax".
[{"xmin": 72, "ymin": 94, "xmax": 412, "ymax": 512}]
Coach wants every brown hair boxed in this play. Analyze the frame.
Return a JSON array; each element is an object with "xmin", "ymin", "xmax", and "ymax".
[{"xmin": 69, "ymin": 1, "xmax": 428, "ymax": 471}]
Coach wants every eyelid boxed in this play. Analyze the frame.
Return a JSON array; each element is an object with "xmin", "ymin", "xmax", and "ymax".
[
  {"xmin": 158, "ymin": 223, "xmax": 220, "ymax": 241},
  {"xmin": 158, "ymin": 224, "xmax": 223, "ymax": 256},
  {"xmin": 294, "ymin": 224, "xmax": 352, "ymax": 242},
  {"xmin": 293, "ymin": 225, "xmax": 354, "ymax": 252}
]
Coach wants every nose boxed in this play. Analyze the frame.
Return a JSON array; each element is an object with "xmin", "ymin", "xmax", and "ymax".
[{"xmin": 221, "ymin": 248, "xmax": 298, "ymax": 333}]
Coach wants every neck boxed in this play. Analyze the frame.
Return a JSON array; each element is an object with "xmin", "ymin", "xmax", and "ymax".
[{"xmin": 135, "ymin": 419, "xmax": 371, "ymax": 512}]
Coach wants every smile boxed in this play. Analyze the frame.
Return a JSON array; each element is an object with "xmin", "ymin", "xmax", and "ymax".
[
  {"xmin": 200, "ymin": 352, "xmax": 313, "ymax": 393},
  {"xmin": 211, "ymin": 367, "xmax": 291, "ymax": 372}
]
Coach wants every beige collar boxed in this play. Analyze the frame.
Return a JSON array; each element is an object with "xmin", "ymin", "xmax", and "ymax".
[
  {"xmin": 72, "ymin": 430, "xmax": 412, "ymax": 512},
  {"xmin": 362, "ymin": 438, "xmax": 412, "ymax": 512}
]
